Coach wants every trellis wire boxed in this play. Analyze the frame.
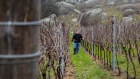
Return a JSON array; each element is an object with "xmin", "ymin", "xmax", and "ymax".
[
  {"xmin": 80, "ymin": 19, "xmax": 140, "ymax": 79},
  {"xmin": 40, "ymin": 20, "xmax": 69, "ymax": 79}
]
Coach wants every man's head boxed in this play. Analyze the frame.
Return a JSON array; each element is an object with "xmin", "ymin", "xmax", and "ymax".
[{"xmin": 76, "ymin": 29, "xmax": 80, "ymax": 34}]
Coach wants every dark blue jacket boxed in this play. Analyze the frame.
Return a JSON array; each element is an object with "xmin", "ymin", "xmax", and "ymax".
[{"xmin": 72, "ymin": 34, "xmax": 83, "ymax": 43}]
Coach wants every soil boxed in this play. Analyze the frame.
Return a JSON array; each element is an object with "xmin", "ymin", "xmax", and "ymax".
[
  {"xmin": 51, "ymin": 52, "xmax": 75, "ymax": 79},
  {"xmin": 64, "ymin": 53, "xmax": 75, "ymax": 79}
]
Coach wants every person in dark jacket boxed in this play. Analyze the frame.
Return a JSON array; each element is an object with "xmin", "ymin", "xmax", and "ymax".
[{"xmin": 71, "ymin": 29, "xmax": 83, "ymax": 54}]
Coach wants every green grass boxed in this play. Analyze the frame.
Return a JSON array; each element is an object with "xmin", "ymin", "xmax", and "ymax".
[
  {"xmin": 69, "ymin": 34, "xmax": 111, "ymax": 79},
  {"xmin": 117, "ymin": 54, "xmax": 140, "ymax": 78},
  {"xmin": 83, "ymin": 42, "xmax": 140, "ymax": 78},
  {"xmin": 69, "ymin": 33, "xmax": 111, "ymax": 79},
  {"xmin": 39, "ymin": 59, "xmax": 55, "ymax": 79}
]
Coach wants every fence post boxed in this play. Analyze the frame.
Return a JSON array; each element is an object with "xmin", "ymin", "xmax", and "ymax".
[
  {"xmin": 61, "ymin": 55, "xmax": 64, "ymax": 79},
  {"xmin": 92, "ymin": 27, "xmax": 94, "ymax": 56},
  {"xmin": 118, "ymin": 23, "xmax": 122, "ymax": 54},
  {"xmin": 61, "ymin": 22, "xmax": 65, "ymax": 79},
  {"xmin": 0, "ymin": 0, "xmax": 40, "ymax": 79},
  {"xmin": 113, "ymin": 16, "xmax": 116, "ymax": 71}
]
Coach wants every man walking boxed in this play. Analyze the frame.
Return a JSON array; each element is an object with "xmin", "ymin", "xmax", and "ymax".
[{"xmin": 71, "ymin": 29, "xmax": 83, "ymax": 54}]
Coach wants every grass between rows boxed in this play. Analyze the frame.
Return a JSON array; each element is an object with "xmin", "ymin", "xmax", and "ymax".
[
  {"xmin": 84, "ymin": 43, "xmax": 140, "ymax": 78},
  {"xmin": 69, "ymin": 41, "xmax": 111, "ymax": 79}
]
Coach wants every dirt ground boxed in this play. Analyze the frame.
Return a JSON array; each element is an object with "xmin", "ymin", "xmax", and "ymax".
[{"xmin": 64, "ymin": 53, "xmax": 75, "ymax": 79}]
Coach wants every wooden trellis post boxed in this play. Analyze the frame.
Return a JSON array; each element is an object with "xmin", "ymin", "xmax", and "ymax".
[{"xmin": 0, "ymin": 0, "xmax": 40, "ymax": 79}]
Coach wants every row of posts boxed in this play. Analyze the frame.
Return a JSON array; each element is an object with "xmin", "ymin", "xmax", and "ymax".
[
  {"xmin": 91, "ymin": 16, "xmax": 116, "ymax": 71},
  {"xmin": 0, "ymin": 0, "xmax": 116, "ymax": 77}
]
